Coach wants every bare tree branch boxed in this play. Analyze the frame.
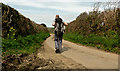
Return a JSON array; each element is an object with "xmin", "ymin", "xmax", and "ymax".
[
  {"xmin": 103, "ymin": 0, "xmax": 118, "ymax": 11},
  {"xmin": 6, "ymin": 5, "xmax": 10, "ymax": 15},
  {"xmin": 7, "ymin": 15, "xmax": 13, "ymax": 26},
  {"xmin": 93, "ymin": 2, "xmax": 102, "ymax": 11}
]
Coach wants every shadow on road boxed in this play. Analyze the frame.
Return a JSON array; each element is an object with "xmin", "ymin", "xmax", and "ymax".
[{"xmin": 61, "ymin": 47, "xmax": 70, "ymax": 53}]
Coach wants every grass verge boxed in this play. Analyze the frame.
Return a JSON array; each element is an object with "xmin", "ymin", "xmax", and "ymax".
[
  {"xmin": 2, "ymin": 32, "xmax": 50, "ymax": 56},
  {"xmin": 63, "ymin": 33, "xmax": 120, "ymax": 54}
]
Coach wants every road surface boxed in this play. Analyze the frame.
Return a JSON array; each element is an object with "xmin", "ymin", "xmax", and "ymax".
[{"xmin": 37, "ymin": 34, "xmax": 118, "ymax": 69}]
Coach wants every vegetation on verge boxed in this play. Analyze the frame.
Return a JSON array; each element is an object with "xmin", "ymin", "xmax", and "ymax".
[
  {"xmin": 63, "ymin": 32, "xmax": 120, "ymax": 54},
  {"xmin": 64, "ymin": 2, "xmax": 120, "ymax": 54},
  {"xmin": 2, "ymin": 3, "xmax": 50, "ymax": 56},
  {"xmin": 2, "ymin": 31, "xmax": 50, "ymax": 56},
  {"xmin": 2, "ymin": 3, "xmax": 48, "ymax": 38}
]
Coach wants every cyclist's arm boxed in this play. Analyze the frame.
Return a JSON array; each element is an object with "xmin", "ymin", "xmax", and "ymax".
[
  {"xmin": 64, "ymin": 22, "xmax": 68, "ymax": 26},
  {"xmin": 52, "ymin": 22, "xmax": 55, "ymax": 26}
]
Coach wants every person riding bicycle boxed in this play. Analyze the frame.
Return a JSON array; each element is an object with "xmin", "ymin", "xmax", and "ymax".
[{"xmin": 52, "ymin": 15, "xmax": 68, "ymax": 53}]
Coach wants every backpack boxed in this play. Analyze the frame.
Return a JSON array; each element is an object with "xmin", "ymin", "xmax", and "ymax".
[{"xmin": 54, "ymin": 18, "xmax": 65, "ymax": 37}]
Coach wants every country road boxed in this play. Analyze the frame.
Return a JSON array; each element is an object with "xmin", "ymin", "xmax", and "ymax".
[{"xmin": 37, "ymin": 34, "xmax": 118, "ymax": 69}]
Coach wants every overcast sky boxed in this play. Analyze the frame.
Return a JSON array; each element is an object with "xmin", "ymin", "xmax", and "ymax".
[{"xmin": 0, "ymin": 0, "xmax": 118, "ymax": 27}]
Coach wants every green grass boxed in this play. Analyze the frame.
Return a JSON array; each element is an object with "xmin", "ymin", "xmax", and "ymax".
[
  {"xmin": 2, "ymin": 32, "xmax": 50, "ymax": 56},
  {"xmin": 63, "ymin": 33, "xmax": 120, "ymax": 54}
]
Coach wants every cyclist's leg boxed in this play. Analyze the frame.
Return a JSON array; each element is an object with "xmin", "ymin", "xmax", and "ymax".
[
  {"xmin": 54, "ymin": 34, "xmax": 59, "ymax": 49},
  {"xmin": 58, "ymin": 34, "xmax": 63, "ymax": 52}
]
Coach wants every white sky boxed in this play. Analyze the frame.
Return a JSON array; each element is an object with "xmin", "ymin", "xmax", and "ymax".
[
  {"xmin": 0, "ymin": 0, "xmax": 116, "ymax": 2},
  {"xmin": 0, "ymin": 0, "xmax": 119, "ymax": 27}
]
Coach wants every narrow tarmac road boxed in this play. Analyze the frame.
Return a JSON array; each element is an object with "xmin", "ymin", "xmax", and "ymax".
[{"xmin": 38, "ymin": 34, "xmax": 118, "ymax": 69}]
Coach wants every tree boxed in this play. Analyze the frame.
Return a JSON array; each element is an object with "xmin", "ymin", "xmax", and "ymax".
[{"xmin": 41, "ymin": 23, "xmax": 47, "ymax": 27}]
